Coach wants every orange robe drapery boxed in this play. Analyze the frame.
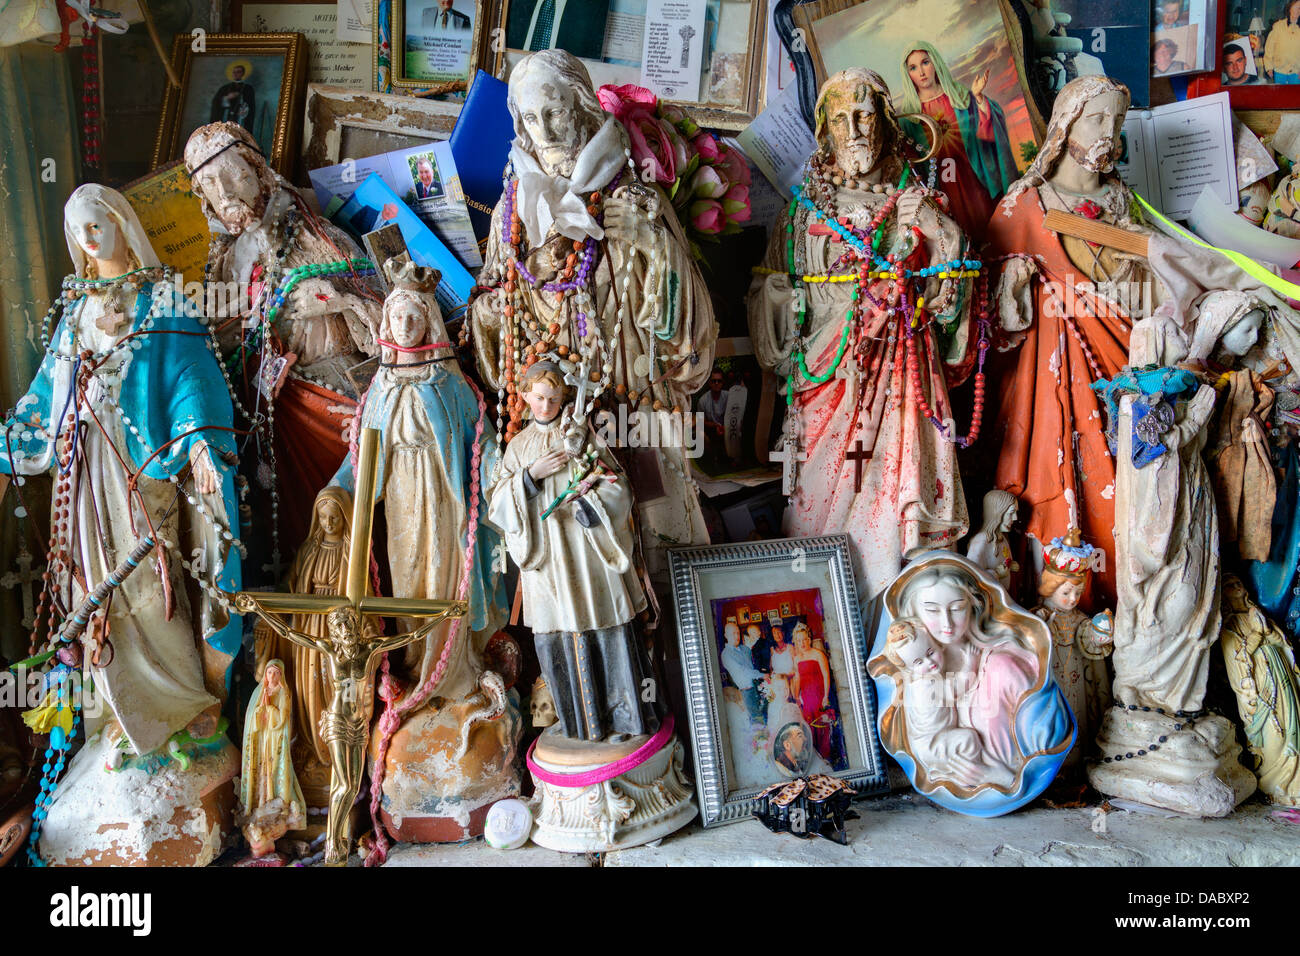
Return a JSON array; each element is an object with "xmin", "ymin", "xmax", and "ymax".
[{"xmin": 985, "ymin": 190, "xmax": 1132, "ymax": 604}]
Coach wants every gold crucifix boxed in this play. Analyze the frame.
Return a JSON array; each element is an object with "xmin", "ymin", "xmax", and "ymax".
[{"xmin": 233, "ymin": 428, "xmax": 467, "ymax": 867}]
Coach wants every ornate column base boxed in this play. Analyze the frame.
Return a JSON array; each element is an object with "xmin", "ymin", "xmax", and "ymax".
[
  {"xmin": 40, "ymin": 728, "xmax": 237, "ymax": 866},
  {"xmin": 1087, "ymin": 708, "xmax": 1256, "ymax": 817},
  {"xmin": 527, "ymin": 720, "xmax": 696, "ymax": 853}
]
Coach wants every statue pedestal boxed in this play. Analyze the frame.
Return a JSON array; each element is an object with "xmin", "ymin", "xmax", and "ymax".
[
  {"xmin": 1088, "ymin": 708, "xmax": 1256, "ymax": 817},
  {"xmin": 526, "ymin": 716, "xmax": 696, "ymax": 853},
  {"xmin": 372, "ymin": 693, "xmax": 523, "ymax": 843},
  {"xmin": 40, "ymin": 729, "xmax": 237, "ymax": 866}
]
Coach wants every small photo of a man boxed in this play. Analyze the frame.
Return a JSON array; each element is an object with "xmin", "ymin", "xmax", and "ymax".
[
  {"xmin": 422, "ymin": 0, "xmax": 470, "ymax": 32},
  {"xmin": 411, "ymin": 155, "xmax": 442, "ymax": 200},
  {"xmin": 1222, "ymin": 38, "xmax": 1263, "ymax": 85}
]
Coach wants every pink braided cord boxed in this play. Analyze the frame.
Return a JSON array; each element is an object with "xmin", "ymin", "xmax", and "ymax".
[{"xmin": 364, "ymin": 379, "xmax": 488, "ymax": 867}]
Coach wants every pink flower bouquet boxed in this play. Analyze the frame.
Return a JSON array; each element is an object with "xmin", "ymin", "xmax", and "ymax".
[{"xmin": 599, "ymin": 83, "xmax": 753, "ymax": 248}]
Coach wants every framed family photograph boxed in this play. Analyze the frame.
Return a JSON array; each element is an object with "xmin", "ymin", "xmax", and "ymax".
[
  {"xmin": 484, "ymin": 0, "xmax": 765, "ymax": 129},
  {"xmin": 303, "ymin": 84, "xmax": 460, "ymax": 169},
  {"xmin": 671, "ymin": 535, "xmax": 888, "ymax": 827},
  {"xmin": 1187, "ymin": 0, "xmax": 1300, "ymax": 108},
  {"xmin": 152, "ymin": 32, "xmax": 307, "ymax": 176}
]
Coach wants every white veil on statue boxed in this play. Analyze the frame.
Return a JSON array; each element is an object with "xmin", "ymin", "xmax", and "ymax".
[{"xmin": 63, "ymin": 183, "xmax": 162, "ymax": 279}]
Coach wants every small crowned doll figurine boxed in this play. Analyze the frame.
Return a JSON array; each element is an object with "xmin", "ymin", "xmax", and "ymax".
[
  {"xmin": 486, "ymin": 360, "xmax": 657, "ymax": 741},
  {"xmin": 966, "ymin": 490, "xmax": 1021, "ymax": 587},
  {"xmin": 238, "ymin": 660, "xmax": 307, "ymax": 859},
  {"xmin": 1032, "ymin": 529, "xmax": 1113, "ymax": 773}
]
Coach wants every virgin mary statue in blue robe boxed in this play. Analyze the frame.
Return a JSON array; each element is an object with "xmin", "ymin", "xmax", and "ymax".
[
  {"xmin": 329, "ymin": 270, "xmax": 506, "ymax": 703},
  {"xmin": 0, "ymin": 184, "xmax": 240, "ymax": 760}
]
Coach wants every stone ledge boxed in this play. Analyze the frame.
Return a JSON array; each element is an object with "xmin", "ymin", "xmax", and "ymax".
[{"xmin": 602, "ymin": 795, "xmax": 1300, "ymax": 867}]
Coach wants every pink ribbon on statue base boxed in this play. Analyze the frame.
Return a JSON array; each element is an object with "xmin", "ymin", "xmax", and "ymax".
[{"xmin": 526, "ymin": 713, "xmax": 675, "ymax": 788}]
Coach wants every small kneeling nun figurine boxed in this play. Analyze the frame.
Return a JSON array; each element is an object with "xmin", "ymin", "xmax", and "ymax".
[{"xmin": 487, "ymin": 361, "xmax": 658, "ymax": 742}]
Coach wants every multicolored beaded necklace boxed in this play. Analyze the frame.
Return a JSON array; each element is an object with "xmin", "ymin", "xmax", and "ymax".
[{"xmin": 775, "ymin": 164, "xmax": 991, "ymax": 449}]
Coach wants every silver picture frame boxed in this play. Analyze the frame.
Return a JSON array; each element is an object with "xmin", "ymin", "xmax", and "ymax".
[{"xmin": 669, "ymin": 535, "xmax": 889, "ymax": 828}]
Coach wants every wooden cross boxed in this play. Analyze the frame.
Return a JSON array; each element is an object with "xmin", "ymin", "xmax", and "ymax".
[
  {"xmin": 846, "ymin": 440, "xmax": 872, "ymax": 493},
  {"xmin": 769, "ymin": 441, "xmax": 807, "ymax": 497},
  {"xmin": 233, "ymin": 428, "xmax": 468, "ymax": 867}
]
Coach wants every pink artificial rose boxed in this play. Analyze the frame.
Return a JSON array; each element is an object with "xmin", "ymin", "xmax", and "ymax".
[
  {"xmin": 722, "ymin": 183, "xmax": 751, "ymax": 222},
  {"xmin": 692, "ymin": 132, "xmax": 722, "ymax": 163},
  {"xmin": 716, "ymin": 144, "xmax": 752, "ymax": 188},
  {"xmin": 597, "ymin": 83, "xmax": 658, "ymax": 121},
  {"xmin": 690, "ymin": 199, "xmax": 725, "ymax": 235},
  {"xmin": 690, "ymin": 165, "xmax": 727, "ymax": 200},
  {"xmin": 627, "ymin": 114, "xmax": 679, "ymax": 185}
]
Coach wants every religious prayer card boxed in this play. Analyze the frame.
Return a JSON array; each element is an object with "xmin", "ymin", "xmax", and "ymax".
[
  {"xmin": 1116, "ymin": 93, "xmax": 1237, "ymax": 221},
  {"xmin": 309, "ymin": 141, "xmax": 482, "ymax": 270},
  {"xmin": 337, "ymin": 173, "xmax": 476, "ymax": 321},
  {"xmin": 639, "ymin": 0, "xmax": 707, "ymax": 102},
  {"xmin": 736, "ymin": 84, "xmax": 816, "ymax": 198},
  {"xmin": 240, "ymin": 3, "xmax": 369, "ymax": 88}
]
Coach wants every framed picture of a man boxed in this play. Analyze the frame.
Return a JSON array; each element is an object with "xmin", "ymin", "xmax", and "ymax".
[
  {"xmin": 152, "ymin": 32, "xmax": 307, "ymax": 177},
  {"xmin": 506, "ymin": 0, "xmax": 608, "ymax": 59},
  {"xmin": 210, "ymin": 59, "xmax": 257, "ymax": 129},
  {"xmin": 388, "ymin": 0, "xmax": 486, "ymax": 93}
]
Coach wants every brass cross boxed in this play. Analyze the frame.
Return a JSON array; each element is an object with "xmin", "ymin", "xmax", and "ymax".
[{"xmin": 233, "ymin": 428, "xmax": 468, "ymax": 866}]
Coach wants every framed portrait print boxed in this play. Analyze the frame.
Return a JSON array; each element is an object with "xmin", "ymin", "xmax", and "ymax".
[
  {"xmin": 784, "ymin": 0, "xmax": 1044, "ymax": 159},
  {"xmin": 1186, "ymin": 0, "xmax": 1300, "ymax": 108},
  {"xmin": 152, "ymin": 32, "xmax": 307, "ymax": 176},
  {"xmin": 484, "ymin": 0, "xmax": 765, "ymax": 130},
  {"xmin": 381, "ymin": 0, "xmax": 487, "ymax": 95},
  {"xmin": 303, "ymin": 84, "xmax": 461, "ymax": 169},
  {"xmin": 671, "ymin": 535, "xmax": 888, "ymax": 827}
]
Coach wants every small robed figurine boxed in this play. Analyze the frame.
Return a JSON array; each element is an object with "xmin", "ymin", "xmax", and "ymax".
[
  {"xmin": 238, "ymin": 659, "xmax": 306, "ymax": 859},
  {"xmin": 966, "ymin": 489, "xmax": 1020, "ymax": 588},
  {"xmin": 1220, "ymin": 575, "xmax": 1300, "ymax": 807},
  {"xmin": 487, "ymin": 360, "xmax": 657, "ymax": 741}
]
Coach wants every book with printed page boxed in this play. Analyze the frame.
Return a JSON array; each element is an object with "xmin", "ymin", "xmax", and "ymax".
[
  {"xmin": 121, "ymin": 161, "xmax": 211, "ymax": 283},
  {"xmin": 448, "ymin": 70, "xmax": 514, "ymax": 241}
]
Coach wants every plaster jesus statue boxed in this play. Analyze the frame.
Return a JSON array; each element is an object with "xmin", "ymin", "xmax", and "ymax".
[
  {"xmin": 470, "ymin": 49, "xmax": 718, "ymax": 574},
  {"xmin": 747, "ymin": 69, "xmax": 989, "ymax": 601},
  {"xmin": 185, "ymin": 122, "xmax": 385, "ymax": 549}
]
